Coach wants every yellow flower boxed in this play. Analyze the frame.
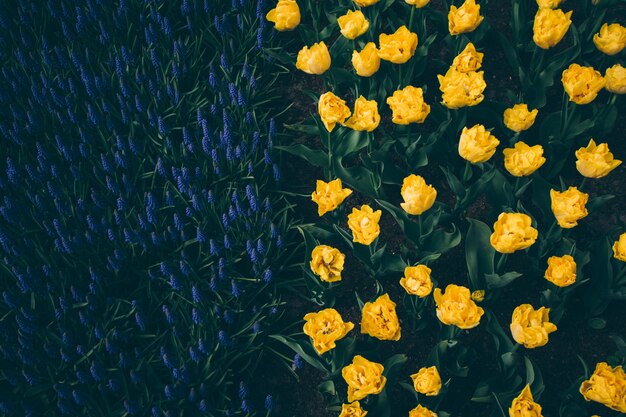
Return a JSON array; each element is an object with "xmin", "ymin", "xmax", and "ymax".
[
  {"xmin": 354, "ymin": 0, "xmax": 380, "ymax": 6},
  {"xmin": 503, "ymin": 104, "xmax": 539, "ymax": 132},
  {"xmin": 296, "ymin": 41, "xmax": 331, "ymax": 75},
  {"xmin": 339, "ymin": 401, "xmax": 368, "ymax": 417},
  {"xmin": 562, "ymin": 63, "xmax": 605, "ymax": 105},
  {"xmin": 510, "ymin": 304, "xmax": 557, "ymax": 349},
  {"xmin": 348, "ymin": 205, "xmax": 382, "ymax": 245},
  {"xmin": 318, "ymin": 92, "xmax": 352, "ymax": 132},
  {"xmin": 580, "ymin": 362, "xmax": 626, "ymax": 413},
  {"xmin": 503, "ymin": 142, "xmax": 546, "ymax": 177},
  {"xmin": 437, "ymin": 68, "xmax": 487, "ymax": 109},
  {"xmin": 400, "ymin": 174, "xmax": 437, "ymax": 215},
  {"xmin": 471, "ymin": 290, "xmax": 485, "ymax": 302},
  {"xmin": 509, "ymin": 385, "xmax": 544, "ymax": 417},
  {"xmin": 361, "ymin": 294, "xmax": 401, "ymax": 341},
  {"xmin": 605, "ymin": 64, "xmax": 626, "ymax": 94},
  {"xmin": 536, "ymin": 0, "xmax": 565, "ymax": 8},
  {"xmin": 458, "ymin": 124, "xmax": 500, "ymax": 164},
  {"xmin": 434, "ymin": 284, "xmax": 484, "ymax": 329},
  {"xmin": 575, "ymin": 139, "xmax": 622, "ymax": 179},
  {"xmin": 311, "ymin": 178, "xmax": 353, "ymax": 216},
  {"xmin": 545, "ymin": 255, "xmax": 576, "ymax": 287},
  {"xmin": 338, "ymin": 10, "xmax": 370, "ymax": 40},
  {"xmin": 405, "ymin": 0, "xmax": 430, "ymax": 7},
  {"xmin": 613, "ymin": 233, "xmax": 626, "ymax": 262},
  {"xmin": 310, "ymin": 245, "xmax": 345, "ymax": 283},
  {"xmin": 378, "ymin": 26, "xmax": 418, "ymax": 64},
  {"xmin": 266, "ymin": 0, "xmax": 301, "ymax": 31},
  {"xmin": 452, "ymin": 42, "xmax": 484, "ymax": 73},
  {"xmin": 342, "ymin": 355, "xmax": 386, "ymax": 402},
  {"xmin": 448, "ymin": 0, "xmax": 483, "ymax": 35},
  {"xmin": 344, "ymin": 97, "xmax": 381, "ymax": 132},
  {"xmin": 533, "ymin": 8, "xmax": 572, "ymax": 49},
  {"xmin": 593, "ymin": 23, "xmax": 626, "ymax": 56},
  {"xmin": 400, "ymin": 265, "xmax": 433, "ymax": 297},
  {"xmin": 352, "ymin": 43, "xmax": 381, "ymax": 77},
  {"xmin": 550, "ymin": 187, "xmax": 589, "ymax": 228},
  {"xmin": 409, "ymin": 405, "xmax": 438, "ymax": 417},
  {"xmin": 411, "ymin": 366, "xmax": 442, "ymax": 396},
  {"xmin": 303, "ymin": 308, "xmax": 354, "ymax": 354},
  {"xmin": 386, "ymin": 86, "xmax": 431, "ymax": 125},
  {"xmin": 490, "ymin": 212, "xmax": 538, "ymax": 254}
]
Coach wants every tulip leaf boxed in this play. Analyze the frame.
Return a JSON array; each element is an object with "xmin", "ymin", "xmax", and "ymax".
[
  {"xmin": 465, "ymin": 219, "xmax": 495, "ymax": 290},
  {"xmin": 269, "ymin": 335, "xmax": 331, "ymax": 375},
  {"xmin": 334, "ymin": 130, "xmax": 368, "ymax": 158},
  {"xmin": 382, "ymin": 354, "xmax": 408, "ymax": 379},
  {"xmin": 276, "ymin": 144, "xmax": 329, "ymax": 168},
  {"xmin": 485, "ymin": 272, "xmax": 522, "ymax": 289}
]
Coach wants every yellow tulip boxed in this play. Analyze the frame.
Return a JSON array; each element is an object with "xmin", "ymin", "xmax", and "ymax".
[
  {"xmin": 400, "ymin": 174, "xmax": 437, "ymax": 215},
  {"xmin": 303, "ymin": 308, "xmax": 354, "ymax": 354},
  {"xmin": 503, "ymin": 104, "xmax": 538, "ymax": 132},
  {"xmin": 605, "ymin": 64, "xmax": 626, "ymax": 94},
  {"xmin": 361, "ymin": 294, "xmax": 401, "ymax": 341},
  {"xmin": 344, "ymin": 96, "xmax": 381, "ymax": 132},
  {"xmin": 296, "ymin": 41, "xmax": 331, "ymax": 75},
  {"xmin": 510, "ymin": 304, "xmax": 557, "ymax": 348},
  {"xmin": 266, "ymin": 0, "xmax": 301, "ymax": 31},
  {"xmin": 509, "ymin": 385, "xmax": 544, "ymax": 417},
  {"xmin": 409, "ymin": 405, "xmax": 437, "ymax": 417},
  {"xmin": 502, "ymin": 142, "xmax": 546, "ymax": 177},
  {"xmin": 352, "ymin": 43, "xmax": 381, "ymax": 77},
  {"xmin": 339, "ymin": 401, "xmax": 368, "ymax": 417},
  {"xmin": 448, "ymin": 0, "xmax": 483, "ymax": 35},
  {"xmin": 545, "ymin": 255, "xmax": 576, "ymax": 287},
  {"xmin": 347, "ymin": 204, "xmax": 382, "ymax": 245},
  {"xmin": 405, "ymin": 0, "xmax": 430, "ymax": 7},
  {"xmin": 386, "ymin": 86, "xmax": 431, "ymax": 125},
  {"xmin": 411, "ymin": 366, "xmax": 442, "ymax": 396},
  {"xmin": 311, "ymin": 178, "xmax": 353, "ymax": 216},
  {"xmin": 580, "ymin": 362, "xmax": 626, "ymax": 413},
  {"xmin": 309, "ymin": 245, "xmax": 345, "ymax": 283},
  {"xmin": 458, "ymin": 124, "xmax": 500, "ymax": 164},
  {"xmin": 452, "ymin": 42, "xmax": 484, "ymax": 73},
  {"xmin": 593, "ymin": 23, "xmax": 626, "ymax": 56},
  {"xmin": 378, "ymin": 26, "xmax": 418, "ymax": 64},
  {"xmin": 437, "ymin": 68, "xmax": 486, "ymax": 109},
  {"xmin": 613, "ymin": 232, "xmax": 626, "ymax": 262},
  {"xmin": 400, "ymin": 265, "xmax": 433, "ymax": 297},
  {"xmin": 550, "ymin": 187, "xmax": 588, "ymax": 228},
  {"xmin": 533, "ymin": 8, "xmax": 572, "ymax": 49},
  {"xmin": 562, "ymin": 63, "xmax": 605, "ymax": 105},
  {"xmin": 318, "ymin": 92, "xmax": 351, "ymax": 132},
  {"xmin": 342, "ymin": 355, "xmax": 386, "ymax": 402},
  {"xmin": 490, "ymin": 212, "xmax": 538, "ymax": 253},
  {"xmin": 434, "ymin": 284, "xmax": 484, "ymax": 329},
  {"xmin": 575, "ymin": 139, "xmax": 622, "ymax": 178},
  {"xmin": 338, "ymin": 10, "xmax": 370, "ymax": 40}
]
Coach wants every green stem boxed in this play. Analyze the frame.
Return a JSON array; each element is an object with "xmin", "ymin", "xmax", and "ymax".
[
  {"xmin": 496, "ymin": 253, "xmax": 508, "ymax": 272},
  {"xmin": 579, "ymin": 177, "xmax": 588, "ymax": 192},
  {"xmin": 408, "ymin": 6, "xmax": 416, "ymax": 33},
  {"xmin": 327, "ymin": 129, "xmax": 334, "ymax": 178}
]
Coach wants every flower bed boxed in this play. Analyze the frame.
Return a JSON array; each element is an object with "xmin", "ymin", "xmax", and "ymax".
[{"xmin": 267, "ymin": 0, "xmax": 626, "ymax": 415}]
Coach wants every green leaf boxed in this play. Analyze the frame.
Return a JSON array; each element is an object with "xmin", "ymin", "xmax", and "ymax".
[
  {"xmin": 276, "ymin": 144, "xmax": 329, "ymax": 168},
  {"xmin": 465, "ymin": 219, "xmax": 495, "ymax": 289},
  {"xmin": 485, "ymin": 271, "xmax": 523, "ymax": 289},
  {"xmin": 269, "ymin": 335, "xmax": 330, "ymax": 374},
  {"xmin": 284, "ymin": 122, "xmax": 320, "ymax": 136},
  {"xmin": 334, "ymin": 130, "xmax": 369, "ymax": 158}
]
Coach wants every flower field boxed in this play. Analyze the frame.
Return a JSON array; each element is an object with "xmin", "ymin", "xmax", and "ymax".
[{"xmin": 0, "ymin": 0, "xmax": 625, "ymax": 417}]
